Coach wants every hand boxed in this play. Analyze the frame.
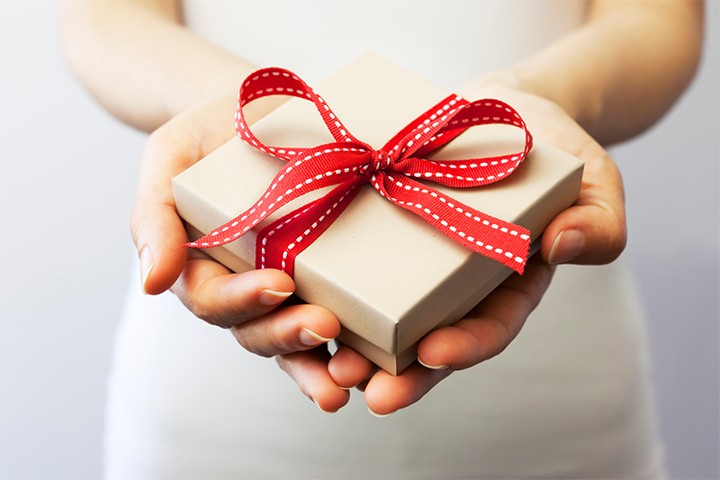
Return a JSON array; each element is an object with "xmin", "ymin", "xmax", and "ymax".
[
  {"xmin": 130, "ymin": 89, "xmax": 351, "ymax": 412},
  {"xmin": 320, "ymin": 84, "xmax": 627, "ymax": 415}
]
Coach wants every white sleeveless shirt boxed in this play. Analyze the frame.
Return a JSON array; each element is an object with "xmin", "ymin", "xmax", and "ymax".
[
  {"xmin": 182, "ymin": 0, "xmax": 587, "ymax": 89},
  {"xmin": 104, "ymin": 2, "xmax": 667, "ymax": 478}
]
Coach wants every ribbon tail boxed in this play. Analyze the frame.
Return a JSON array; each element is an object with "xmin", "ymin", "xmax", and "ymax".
[
  {"xmin": 256, "ymin": 177, "xmax": 365, "ymax": 276},
  {"xmin": 373, "ymin": 173, "xmax": 530, "ymax": 274},
  {"xmin": 183, "ymin": 147, "xmax": 368, "ymax": 250}
]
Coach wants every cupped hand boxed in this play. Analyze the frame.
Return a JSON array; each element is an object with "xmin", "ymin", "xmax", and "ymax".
[
  {"xmin": 130, "ymin": 88, "xmax": 350, "ymax": 413},
  {"xmin": 324, "ymin": 84, "xmax": 627, "ymax": 415}
]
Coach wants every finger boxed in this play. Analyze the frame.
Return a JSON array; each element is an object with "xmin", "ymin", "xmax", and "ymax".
[
  {"xmin": 327, "ymin": 344, "xmax": 376, "ymax": 389},
  {"xmin": 454, "ymin": 84, "xmax": 627, "ymax": 266},
  {"xmin": 362, "ymin": 258, "xmax": 553, "ymax": 415},
  {"xmin": 276, "ymin": 348, "xmax": 351, "ymax": 413},
  {"xmin": 542, "ymin": 152, "xmax": 627, "ymax": 266},
  {"xmin": 171, "ymin": 262, "xmax": 296, "ymax": 329},
  {"xmin": 354, "ymin": 378, "xmax": 371, "ymax": 393},
  {"xmin": 363, "ymin": 363, "xmax": 452, "ymax": 416},
  {"xmin": 231, "ymin": 304, "xmax": 341, "ymax": 357},
  {"xmin": 131, "ymin": 93, "xmax": 238, "ymax": 295},
  {"xmin": 130, "ymin": 202, "xmax": 188, "ymax": 295},
  {"xmin": 131, "ymin": 125, "xmax": 203, "ymax": 295},
  {"xmin": 417, "ymin": 256, "xmax": 554, "ymax": 370}
]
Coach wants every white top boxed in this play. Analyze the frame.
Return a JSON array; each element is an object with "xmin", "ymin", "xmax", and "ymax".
[
  {"xmin": 104, "ymin": 2, "xmax": 667, "ymax": 478},
  {"xmin": 183, "ymin": 0, "xmax": 587, "ymax": 89}
]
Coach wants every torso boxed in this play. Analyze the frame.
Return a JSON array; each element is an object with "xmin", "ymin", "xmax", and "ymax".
[{"xmin": 103, "ymin": 3, "xmax": 667, "ymax": 478}]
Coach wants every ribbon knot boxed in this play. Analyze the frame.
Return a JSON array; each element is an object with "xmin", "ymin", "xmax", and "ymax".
[
  {"xmin": 185, "ymin": 67, "xmax": 534, "ymax": 277},
  {"xmin": 363, "ymin": 149, "xmax": 392, "ymax": 178}
]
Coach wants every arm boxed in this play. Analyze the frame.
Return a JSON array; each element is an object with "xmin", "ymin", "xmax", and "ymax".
[
  {"xmin": 321, "ymin": 0, "xmax": 705, "ymax": 415},
  {"xmin": 61, "ymin": 0, "xmax": 350, "ymax": 412},
  {"xmin": 61, "ymin": 0, "xmax": 704, "ymax": 414},
  {"xmin": 489, "ymin": 0, "xmax": 704, "ymax": 145},
  {"xmin": 61, "ymin": 0, "xmax": 280, "ymax": 131},
  {"xmin": 469, "ymin": 0, "xmax": 703, "ymax": 266}
]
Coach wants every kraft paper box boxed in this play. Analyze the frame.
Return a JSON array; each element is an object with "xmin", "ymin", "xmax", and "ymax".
[{"xmin": 173, "ymin": 52, "xmax": 583, "ymax": 375}]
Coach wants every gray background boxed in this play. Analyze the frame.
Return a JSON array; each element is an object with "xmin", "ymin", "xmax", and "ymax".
[{"xmin": 1, "ymin": 1, "xmax": 717, "ymax": 479}]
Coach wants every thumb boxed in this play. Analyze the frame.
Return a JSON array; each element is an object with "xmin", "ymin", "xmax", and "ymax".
[
  {"xmin": 130, "ymin": 201, "xmax": 188, "ymax": 295},
  {"xmin": 128, "ymin": 90, "xmax": 249, "ymax": 295},
  {"xmin": 129, "ymin": 114, "xmax": 208, "ymax": 296},
  {"xmin": 541, "ymin": 154, "xmax": 627, "ymax": 265}
]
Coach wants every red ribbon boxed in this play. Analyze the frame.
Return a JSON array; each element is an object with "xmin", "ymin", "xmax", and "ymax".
[{"xmin": 185, "ymin": 67, "xmax": 533, "ymax": 276}]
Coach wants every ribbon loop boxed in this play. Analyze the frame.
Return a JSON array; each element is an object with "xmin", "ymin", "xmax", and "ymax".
[{"xmin": 186, "ymin": 68, "xmax": 534, "ymax": 275}]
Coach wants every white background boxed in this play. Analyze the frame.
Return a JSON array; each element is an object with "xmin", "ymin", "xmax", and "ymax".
[{"xmin": 1, "ymin": 1, "xmax": 717, "ymax": 478}]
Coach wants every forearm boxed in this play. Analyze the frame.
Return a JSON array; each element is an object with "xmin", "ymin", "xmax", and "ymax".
[
  {"xmin": 61, "ymin": 0, "xmax": 260, "ymax": 132},
  {"xmin": 491, "ymin": 0, "xmax": 704, "ymax": 145}
]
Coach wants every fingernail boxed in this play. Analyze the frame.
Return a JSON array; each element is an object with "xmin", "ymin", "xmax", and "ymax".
[
  {"xmin": 258, "ymin": 289, "xmax": 293, "ymax": 306},
  {"xmin": 299, "ymin": 327, "xmax": 333, "ymax": 347},
  {"xmin": 548, "ymin": 230, "xmax": 584, "ymax": 265},
  {"xmin": 368, "ymin": 407, "xmax": 393, "ymax": 418},
  {"xmin": 140, "ymin": 247, "xmax": 154, "ymax": 295},
  {"xmin": 417, "ymin": 357, "xmax": 450, "ymax": 370}
]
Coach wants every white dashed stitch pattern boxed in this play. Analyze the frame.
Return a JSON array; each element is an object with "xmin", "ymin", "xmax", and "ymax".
[
  {"xmin": 258, "ymin": 185, "xmax": 357, "ymax": 272},
  {"xmin": 191, "ymin": 68, "xmax": 532, "ymax": 274},
  {"xmin": 189, "ymin": 154, "xmax": 367, "ymax": 245},
  {"xmin": 373, "ymin": 176, "xmax": 526, "ymax": 264}
]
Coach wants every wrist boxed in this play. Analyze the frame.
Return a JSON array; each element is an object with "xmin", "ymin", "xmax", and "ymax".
[
  {"xmin": 163, "ymin": 60, "xmax": 288, "ymax": 128},
  {"xmin": 510, "ymin": 60, "xmax": 603, "ymax": 134},
  {"xmin": 465, "ymin": 59, "xmax": 603, "ymax": 136},
  {"xmin": 171, "ymin": 79, "xmax": 288, "ymax": 139}
]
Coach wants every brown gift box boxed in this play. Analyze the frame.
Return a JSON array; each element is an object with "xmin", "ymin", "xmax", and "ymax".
[{"xmin": 172, "ymin": 53, "xmax": 584, "ymax": 375}]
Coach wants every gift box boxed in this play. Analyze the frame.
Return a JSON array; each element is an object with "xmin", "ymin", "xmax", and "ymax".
[{"xmin": 173, "ymin": 52, "xmax": 583, "ymax": 375}]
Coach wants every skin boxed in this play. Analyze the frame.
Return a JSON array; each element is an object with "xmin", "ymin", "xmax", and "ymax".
[{"xmin": 61, "ymin": 0, "xmax": 704, "ymax": 414}]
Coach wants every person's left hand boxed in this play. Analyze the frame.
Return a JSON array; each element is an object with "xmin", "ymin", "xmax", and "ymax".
[{"xmin": 277, "ymin": 83, "xmax": 626, "ymax": 415}]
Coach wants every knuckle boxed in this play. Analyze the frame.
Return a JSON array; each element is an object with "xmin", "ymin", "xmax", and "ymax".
[
  {"xmin": 268, "ymin": 329, "xmax": 293, "ymax": 355},
  {"xmin": 601, "ymin": 212, "xmax": 628, "ymax": 263},
  {"xmin": 175, "ymin": 291, "xmax": 210, "ymax": 323},
  {"xmin": 512, "ymin": 283, "xmax": 541, "ymax": 314},
  {"xmin": 230, "ymin": 327, "xmax": 257, "ymax": 354},
  {"xmin": 485, "ymin": 316, "xmax": 515, "ymax": 360},
  {"xmin": 182, "ymin": 285, "xmax": 261, "ymax": 330},
  {"xmin": 143, "ymin": 129, "xmax": 164, "ymax": 157},
  {"xmin": 611, "ymin": 225, "xmax": 628, "ymax": 257},
  {"xmin": 172, "ymin": 287, "xmax": 229, "ymax": 328},
  {"xmin": 274, "ymin": 355, "xmax": 290, "ymax": 373},
  {"xmin": 129, "ymin": 207, "xmax": 143, "ymax": 248},
  {"xmin": 231, "ymin": 321, "xmax": 286, "ymax": 358},
  {"xmin": 196, "ymin": 305, "xmax": 246, "ymax": 329}
]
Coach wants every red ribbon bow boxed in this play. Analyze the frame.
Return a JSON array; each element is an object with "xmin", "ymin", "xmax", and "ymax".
[{"xmin": 185, "ymin": 68, "xmax": 533, "ymax": 276}]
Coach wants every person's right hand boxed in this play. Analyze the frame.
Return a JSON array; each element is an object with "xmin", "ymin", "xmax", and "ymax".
[{"xmin": 130, "ymin": 88, "xmax": 352, "ymax": 412}]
